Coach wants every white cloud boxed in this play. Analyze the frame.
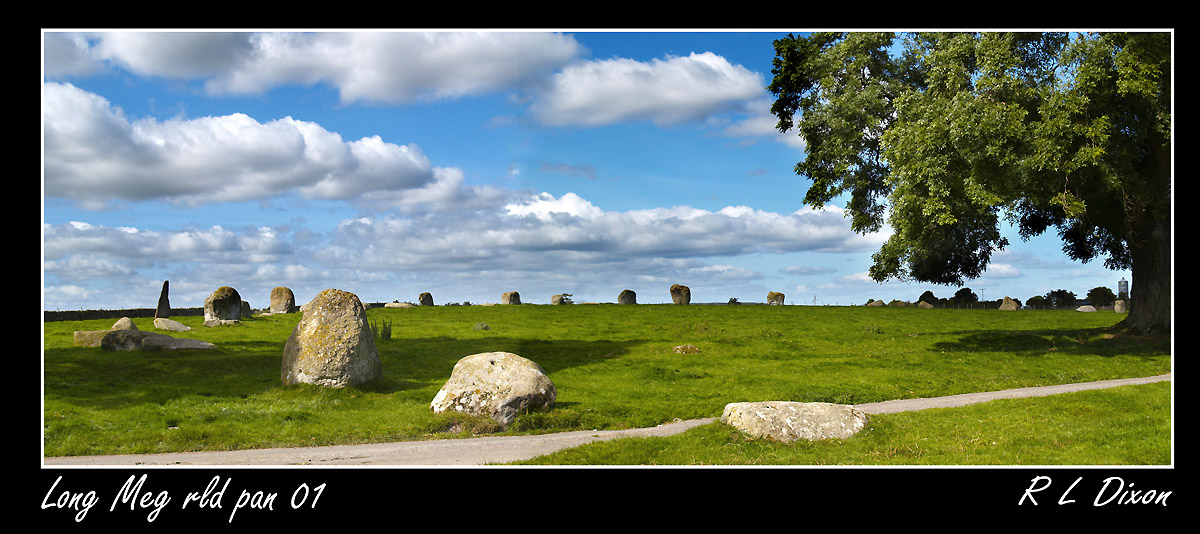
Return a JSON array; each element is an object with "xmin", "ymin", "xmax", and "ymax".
[
  {"xmin": 44, "ymin": 82, "xmax": 438, "ymax": 208},
  {"xmin": 46, "ymin": 32, "xmax": 585, "ymax": 105},
  {"xmin": 530, "ymin": 52, "xmax": 765, "ymax": 127}
]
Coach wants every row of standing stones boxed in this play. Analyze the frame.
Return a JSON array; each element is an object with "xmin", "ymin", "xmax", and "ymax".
[{"xmin": 71, "ymin": 283, "xmax": 866, "ymax": 442}]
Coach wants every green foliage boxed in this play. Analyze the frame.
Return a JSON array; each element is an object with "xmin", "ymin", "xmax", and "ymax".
[
  {"xmin": 372, "ymin": 318, "xmax": 393, "ymax": 340},
  {"xmin": 1045, "ymin": 289, "xmax": 1078, "ymax": 309},
  {"xmin": 1088, "ymin": 286, "xmax": 1117, "ymax": 308},
  {"xmin": 769, "ymin": 32, "xmax": 1171, "ymax": 332}
]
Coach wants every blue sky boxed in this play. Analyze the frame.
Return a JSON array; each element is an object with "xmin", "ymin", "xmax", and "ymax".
[{"xmin": 42, "ymin": 30, "xmax": 1132, "ymax": 310}]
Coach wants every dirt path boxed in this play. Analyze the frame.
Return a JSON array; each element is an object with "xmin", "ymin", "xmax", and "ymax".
[{"xmin": 43, "ymin": 374, "xmax": 1170, "ymax": 466}]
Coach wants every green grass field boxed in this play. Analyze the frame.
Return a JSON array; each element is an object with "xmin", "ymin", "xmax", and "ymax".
[{"xmin": 42, "ymin": 304, "xmax": 1172, "ymax": 464}]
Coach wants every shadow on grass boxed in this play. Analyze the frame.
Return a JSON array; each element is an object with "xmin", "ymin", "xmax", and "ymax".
[
  {"xmin": 44, "ymin": 336, "xmax": 643, "ymax": 410},
  {"xmin": 929, "ymin": 327, "xmax": 1170, "ymax": 358}
]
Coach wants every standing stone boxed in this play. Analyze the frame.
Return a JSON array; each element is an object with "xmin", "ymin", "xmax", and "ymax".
[
  {"xmin": 430, "ymin": 351, "xmax": 557, "ymax": 427},
  {"xmin": 551, "ymin": 294, "xmax": 572, "ymax": 305},
  {"xmin": 767, "ymin": 291, "xmax": 785, "ymax": 305},
  {"xmin": 501, "ymin": 291, "xmax": 521, "ymax": 305},
  {"xmin": 204, "ymin": 286, "xmax": 243, "ymax": 323},
  {"xmin": 670, "ymin": 284, "xmax": 691, "ymax": 305},
  {"xmin": 154, "ymin": 280, "xmax": 170, "ymax": 319},
  {"xmin": 418, "ymin": 292, "xmax": 434, "ymax": 306},
  {"xmin": 721, "ymin": 401, "xmax": 868, "ymax": 442},
  {"xmin": 1114, "ymin": 300, "xmax": 1127, "ymax": 313},
  {"xmin": 270, "ymin": 286, "xmax": 298, "ymax": 314},
  {"xmin": 999, "ymin": 296, "xmax": 1020, "ymax": 311},
  {"xmin": 241, "ymin": 300, "xmax": 253, "ymax": 318},
  {"xmin": 281, "ymin": 288, "xmax": 382, "ymax": 388},
  {"xmin": 618, "ymin": 289, "xmax": 637, "ymax": 304}
]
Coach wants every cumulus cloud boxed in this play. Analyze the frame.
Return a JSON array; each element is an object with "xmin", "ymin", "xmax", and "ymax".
[
  {"xmin": 44, "ymin": 82, "xmax": 438, "ymax": 208},
  {"xmin": 45, "ymin": 32, "xmax": 585, "ymax": 105},
  {"xmin": 529, "ymin": 52, "xmax": 765, "ymax": 127},
  {"xmin": 318, "ymin": 192, "xmax": 881, "ymax": 273}
]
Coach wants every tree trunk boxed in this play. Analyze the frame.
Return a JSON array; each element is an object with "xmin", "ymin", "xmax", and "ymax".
[{"xmin": 1119, "ymin": 206, "xmax": 1171, "ymax": 335}]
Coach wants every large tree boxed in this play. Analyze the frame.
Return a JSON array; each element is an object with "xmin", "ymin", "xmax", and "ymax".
[{"xmin": 769, "ymin": 31, "xmax": 1171, "ymax": 334}]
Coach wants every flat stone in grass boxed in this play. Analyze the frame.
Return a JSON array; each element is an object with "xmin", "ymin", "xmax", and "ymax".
[
  {"xmin": 721, "ymin": 401, "xmax": 868, "ymax": 442},
  {"xmin": 1076, "ymin": 305, "xmax": 1097, "ymax": 312},
  {"xmin": 281, "ymin": 288, "xmax": 382, "ymax": 388},
  {"xmin": 430, "ymin": 351, "xmax": 556, "ymax": 428},
  {"xmin": 74, "ymin": 317, "xmax": 139, "ymax": 347},
  {"xmin": 100, "ymin": 329, "xmax": 216, "ymax": 351},
  {"xmin": 154, "ymin": 318, "xmax": 191, "ymax": 332}
]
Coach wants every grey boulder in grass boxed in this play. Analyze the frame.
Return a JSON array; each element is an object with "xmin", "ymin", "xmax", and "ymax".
[
  {"xmin": 430, "ymin": 352, "xmax": 556, "ymax": 427},
  {"xmin": 721, "ymin": 401, "xmax": 868, "ymax": 442},
  {"xmin": 281, "ymin": 288, "xmax": 382, "ymax": 388}
]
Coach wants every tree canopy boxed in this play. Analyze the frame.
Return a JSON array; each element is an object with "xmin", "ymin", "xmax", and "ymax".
[{"xmin": 769, "ymin": 31, "xmax": 1171, "ymax": 333}]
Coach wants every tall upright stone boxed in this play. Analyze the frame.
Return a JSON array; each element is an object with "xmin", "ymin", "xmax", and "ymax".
[
  {"xmin": 418, "ymin": 292, "xmax": 434, "ymax": 306},
  {"xmin": 618, "ymin": 289, "xmax": 637, "ymax": 304},
  {"xmin": 670, "ymin": 284, "xmax": 691, "ymax": 305},
  {"xmin": 154, "ymin": 280, "xmax": 170, "ymax": 319},
  {"xmin": 270, "ymin": 286, "xmax": 298, "ymax": 313},
  {"xmin": 767, "ymin": 291, "xmax": 785, "ymax": 305},
  {"xmin": 501, "ymin": 291, "xmax": 521, "ymax": 305},
  {"xmin": 281, "ymin": 288, "xmax": 382, "ymax": 388},
  {"xmin": 204, "ymin": 286, "xmax": 243, "ymax": 323}
]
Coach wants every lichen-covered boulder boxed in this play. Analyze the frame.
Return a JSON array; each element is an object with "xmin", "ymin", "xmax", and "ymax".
[
  {"xmin": 418, "ymin": 292, "xmax": 434, "ymax": 306},
  {"xmin": 618, "ymin": 289, "xmax": 637, "ymax": 304},
  {"xmin": 1076, "ymin": 305, "xmax": 1097, "ymax": 312},
  {"xmin": 281, "ymin": 288, "xmax": 382, "ymax": 388},
  {"xmin": 270, "ymin": 286, "xmax": 298, "ymax": 314},
  {"xmin": 551, "ymin": 293, "xmax": 572, "ymax": 305},
  {"xmin": 430, "ymin": 352, "xmax": 556, "ymax": 427},
  {"xmin": 501, "ymin": 291, "xmax": 521, "ymax": 305},
  {"xmin": 204, "ymin": 286, "xmax": 243, "ymax": 323},
  {"xmin": 670, "ymin": 284, "xmax": 691, "ymax": 305},
  {"xmin": 111, "ymin": 317, "xmax": 138, "ymax": 330},
  {"xmin": 721, "ymin": 401, "xmax": 868, "ymax": 442},
  {"xmin": 867, "ymin": 299, "xmax": 885, "ymax": 307},
  {"xmin": 917, "ymin": 300, "xmax": 935, "ymax": 309},
  {"xmin": 767, "ymin": 291, "xmax": 785, "ymax": 305},
  {"xmin": 999, "ymin": 296, "xmax": 1020, "ymax": 311}
]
